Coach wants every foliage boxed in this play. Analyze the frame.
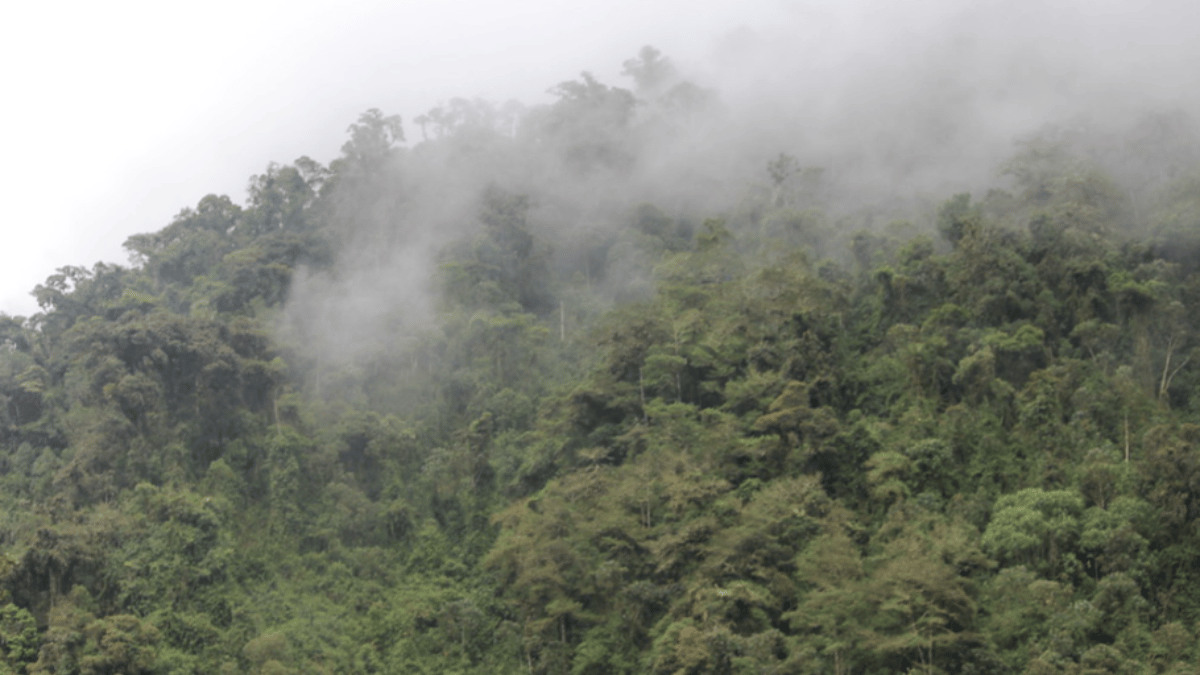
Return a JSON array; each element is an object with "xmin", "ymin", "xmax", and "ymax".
[{"xmin": 2, "ymin": 48, "xmax": 1200, "ymax": 674}]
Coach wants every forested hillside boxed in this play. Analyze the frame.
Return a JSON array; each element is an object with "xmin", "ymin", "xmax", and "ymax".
[{"xmin": 4, "ymin": 49, "xmax": 1200, "ymax": 674}]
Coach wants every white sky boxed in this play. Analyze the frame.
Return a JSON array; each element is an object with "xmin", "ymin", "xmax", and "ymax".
[
  {"xmin": 2, "ymin": 0, "xmax": 1198, "ymax": 317},
  {"xmin": 0, "ymin": 0, "xmax": 792, "ymax": 316}
]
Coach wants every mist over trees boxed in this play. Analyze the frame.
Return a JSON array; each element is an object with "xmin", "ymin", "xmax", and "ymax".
[{"xmin": 4, "ymin": 21, "xmax": 1200, "ymax": 673}]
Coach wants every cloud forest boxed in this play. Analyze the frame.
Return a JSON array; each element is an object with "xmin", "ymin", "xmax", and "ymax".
[{"xmin": 3, "ymin": 44, "xmax": 1200, "ymax": 673}]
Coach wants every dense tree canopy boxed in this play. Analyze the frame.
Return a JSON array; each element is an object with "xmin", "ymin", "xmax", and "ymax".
[{"xmin": 2, "ymin": 48, "xmax": 1200, "ymax": 674}]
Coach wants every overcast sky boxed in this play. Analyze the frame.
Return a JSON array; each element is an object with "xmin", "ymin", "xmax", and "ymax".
[{"xmin": 3, "ymin": 0, "xmax": 1198, "ymax": 317}]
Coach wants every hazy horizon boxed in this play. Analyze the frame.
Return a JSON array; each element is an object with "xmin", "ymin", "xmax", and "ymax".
[{"xmin": 4, "ymin": 0, "xmax": 1198, "ymax": 316}]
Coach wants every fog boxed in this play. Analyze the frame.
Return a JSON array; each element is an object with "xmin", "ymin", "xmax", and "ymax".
[
  {"xmin": 0, "ymin": 0, "xmax": 778, "ymax": 316},
  {"xmin": 5, "ymin": 0, "xmax": 1200, "ymax": 324}
]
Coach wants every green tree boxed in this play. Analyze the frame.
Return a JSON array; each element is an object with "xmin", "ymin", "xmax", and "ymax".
[{"xmin": 982, "ymin": 488, "xmax": 1084, "ymax": 578}]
